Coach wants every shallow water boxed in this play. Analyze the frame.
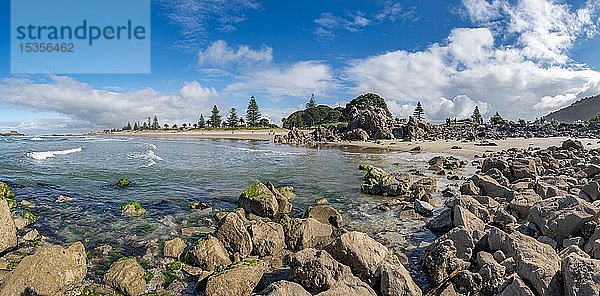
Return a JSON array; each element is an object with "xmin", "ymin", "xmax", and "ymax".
[{"xmin": 0, "ymin": 135, "xmax": 474, "ymax": 285}]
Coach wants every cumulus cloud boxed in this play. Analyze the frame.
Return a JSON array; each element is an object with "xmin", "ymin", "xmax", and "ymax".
[
  {"xmin": 197, "ymin": 40, "xmax": 273, "ymax": 69},
  {"xmin": 0, "ymin": 75, "xmax": 222, "ymax": 129},
  {"xmin": 344, "ymin": 0, "xmax": 600, "ymax": 122}
]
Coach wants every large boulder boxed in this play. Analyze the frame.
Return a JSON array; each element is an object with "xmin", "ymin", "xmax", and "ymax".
[
  {"xmin": 163, "ymin": 237, "xmax": 185, "ymax": 259},
  {"xmin": 215, "ymin": 212, "xmax": 253, "ymax": 258},
  {"xmin": 0, "ymin": 199, "xmax": 17, "ymax": 253},
  {"xmin": 305, "ymin": 205, "xmax": 343, "ymax": 228},
  {"xmin": 509, "ymin": 190, "xmax": 542, "ymax": 219},
  {"xmin": 249, "ymin": 221, "xmax": 285, "ymax": 257},
  {"xmin": 0, "ymin": 242, "xmax": 87, "ymax": 296},
  {"xmin": 314, "ymin": 275, "xmax": 377, "ymax": 296},
  {"xmin": 189, "ymin": 235, "xmax": 232, "ymax": 272},
  {"xmin": 104, "ymin": 258, "xmax": 146, "ymax": 296},
  {"xmin": 497, "ymin": 275, "xmax": 535, "ymax": 296},
  {"xmin": 422, "ymin": 239, "xmax": 469, "ymax": 286},
  {"xmin": 238, "ymin": 181, "xmax": 279, "ymax": 218},
  {"xmin": 205, "ymin": 260, "xmax": 264, "ymax": 296},
  {"xmin": 289, "ymin": 248, "xmax": 353, "ymax": 294},
  {"xmin": 528, "ymin": 195, "xmax": 598, "ymax": 241},
  {"xmin": 285, "ymin": 218, "xmax": 333, "ymax": 251},
  {"xmin": 359, "ymin": 165, "xmax": 413, "ymax": 196},
  {"xmin": 469, "ymin": 174, "xmax": 514, "ymax": 199},
  {"xmin": 510, "ymin": 158, "xmax": 538, "ymax": 180},
  {"xmin": 562, "ymin": 254, "xmax": 600, "ymax": 296},
  {"xmin": 581, "ymin": 181, "xmax": 600, "ymax": 201},
  {"xmin": 378, "ymin": 255, "xmax": 422, "ymax": 296},
  {"xmin": 326, "ymin": 231, "xmax": 389, "ymax": 284},
  {"xmin": 487, "ymin": 228, "xmax": 562, "ymax": 295},
  {"xmin": 259, "ymin": 280, "xmax": 311, "ymax": 296},
  {"xmin": 562, "ymin": 139, "xmax": 583, "ymax": 150}
]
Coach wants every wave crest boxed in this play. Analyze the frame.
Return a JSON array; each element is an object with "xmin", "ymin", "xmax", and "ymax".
[{"xmin": 27, "ymin": 148, "xmax": 82, "ymax": 160}]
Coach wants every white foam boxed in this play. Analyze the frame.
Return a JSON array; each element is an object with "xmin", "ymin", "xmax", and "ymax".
[
  {"xmin": 27, "ymin": 147, "xmax": 82, "ymax": 160},
  {"xmin": 29, "ymin": 137, "xmax": 44, "ymax": 141}
]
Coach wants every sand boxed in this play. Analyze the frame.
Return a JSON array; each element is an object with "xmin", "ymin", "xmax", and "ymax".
[{"xmin": 106, "ymin": 130, "xmax": 599, "ymax": 158}]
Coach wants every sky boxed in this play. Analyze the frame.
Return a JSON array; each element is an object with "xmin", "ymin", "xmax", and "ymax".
[{"xmin": 1, "ymin": 0, "xmax": 600, "ymax": 134}]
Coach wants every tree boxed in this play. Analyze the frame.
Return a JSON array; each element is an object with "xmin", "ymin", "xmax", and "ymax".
[
  {"xmin": 239, "ymin": 117, "xmax": 245, "ymax": 127},
  {"xmin": 163, "ymin": 123, "xmax": 169, "ymax": 129},
  {"xmin": 147, "ymin": 117, "xmax": 151, "ymax": 129},
  {"xmin": 124, "ymin": 122, "xmax": 132, "ymax": 130},
  {"xmin": 198, "ymin": 114, "xmax": 206, "ymax": 128},
  {"xmin": 172, "ymin": 124, "xmax": 178, "ymax": 129},
  {"xmin": 413, "ymin": 102, "xmax": 424, "ymax": 120},
  {"xmin": 227, "ymin": 108, "xmax": 239, "ymax": 127},
  {"xmin": 133, "ymin": 122, "xmax": 139, "ymax": 130},
  {"xmin": 142, "ymin": 122, "xmax": 148, "ymax": 130},
  {"xmin": 210, "ymin": 105, "xmax": 222, "ymax": 128},
  {"xmin": 246, "ymin": 96, "xmax": 261, "ymax": 127},
  {"xmin": 152, "ymin": 116, "xmax": 159, "ymax": 130},
  {"xmin": 490, "ymin": 111, "xmax": 505, "ymax": 125},
  {"xmin": 259, "ymin": 118, "xmax": 270, "ymax": 127},
  {"xmin": 472, "ymin": 106, "xmax": 483, "ymax": 124},
  {"xmin": 306, "ymin": 94, "xmax": 317, "ymax": 109}
]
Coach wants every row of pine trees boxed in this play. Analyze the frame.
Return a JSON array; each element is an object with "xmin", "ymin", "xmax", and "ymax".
[{"xmin": 122, "ymin": 96, "xmax": 273, "ymax": 131}]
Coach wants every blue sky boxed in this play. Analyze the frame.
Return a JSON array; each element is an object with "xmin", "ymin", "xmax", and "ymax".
[{"xmin": 1, "ymin": 0, "xmax": 600, "ymax": 133}]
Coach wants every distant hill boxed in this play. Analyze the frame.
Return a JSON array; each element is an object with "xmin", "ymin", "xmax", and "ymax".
[{"xmin": 545, "ymin": 94, "xmax": 600, "ymax": 123}]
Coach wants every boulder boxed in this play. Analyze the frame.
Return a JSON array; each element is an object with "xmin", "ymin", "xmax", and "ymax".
[
  {"xmin": 285, "ymin": 218, "xmax": 333, "ymax": 251},
  {"xmin": 104, "ymin": 258, "xmax": 146, "ymax": 296},
  {"xmin": 189, "ymin": 235, "xmax": 231, "ymax": 272},
  {"xmin": 314, "ymin": 275, "xmax": 377, "ymax": 296},
  {"xmin": 482, "ymin": 157, "xmax": 510, "ymax": 177},
  {"xmin": 581, "ymin": 181, "xmax": 600, "ymax": 201},
  {"xmin": 360, "ymin": 165, "xmax": 413, "ymax": 196},
  {"xmin": 163, "ymin": 237, "xmax": 185, "ymax": 259},
  {"xmin": 414, "ymin": 200, "xmax": 434, "ymax": 216},
  {"xmin": 289, "ymin": 248, "xmax": 353, "ymax": 294},
  {"xmin": 453, "ymin": 205, "xmax": 485, "ymax": 234},
  {"xmin": 487, "ymin": 228, "xmax": 562, "ymax": 295},
  {"xmin": 326, "ymin": 231, "xmax": 389, "ymax": 284},
  {"xmin": 441, "ymin": 227, "xmax": 474, "ymax": 260},
  {"xmin": 426, "ymin": 208, "xmax": 453, "ymax": 234},
  {"xmin": 249, "ymin": 221, "xmax": 285, "ymax": 257},
  {"xmin": 422, "ymin": 239, "xmax": 468, "ymax": 286},
  {"xmin": 528, "ymin": 195, "xmax": 598, "ymax": 241},
  {"xmin": 477, "ymin": 251, "xmax": 506, "ymax": 294},
  {"xmin": 205, "ymin": 260, "xmax": 264, "ymax": 296},
  {"xmin": 510, "ymin": 158, "xmax": 538, "ymax": 180},
  {"xmin": 378, "ymin": 255, "xmax": 422, "ymax": 296},
  {"xmin": 238, "ymin": 181, "xmax": 279, "ymax": 218},
  {"xmin": 267, "ymin": 182, "xmax": 294, "ymax": 216},
  {"xmin": 0, "ymin": 199, "xmax": 17, "ymax": 253},
  {"xmin": 215, "ymin": 212, "xmax": 253, "ymax": 258},
  {"xmin": 469, "ymin": 174, "xmax": 514, "ymax": 199},
  {"xmin": 0, "ymin": 242, "xmax": 87, "ymax": 296},
  {"xmin": 562, "ymin": 254, "xmax": 600, "ymax": 296},
  {"xmin": 562, "ymin": 139, "xmax": 583, "ymax": 150},
  {"xmin": 509, "ymin": 190, "xmax": 542, "ymax": 219},
  {"xmin": 304, "ymin": 205, "xmax": 343, "ymax": 228},
  {"xmin": 497, "ymin": 275, "xmax": 535, "ymax": 296},
  {"xmin": 259, "ymin": 280, "xmax": 311, "ymax": 296}
]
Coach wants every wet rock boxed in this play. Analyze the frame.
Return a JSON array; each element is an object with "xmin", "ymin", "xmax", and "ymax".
[
  {"xmin": 426, "ymin": 208, "xmax": 453, "ymax": 234},
  {"xmin": 0, "ymin": 200, "xmax": 17, "ymax": 253},
  {"xmin": 205, "ymin": 260, "xmax": 264, "ymax": 296},
  {"xmin": 562, "ymin": 139, "xmax": 583, "ymax": 150},
  {"xmin": 121, "ymin": 201, "xmax": 146, "ymax": 217},
  {"xmin": 285, "ymin": 218, "xmax": 333, "ymax": 251},
  {"xmin": 422, "ymin": 239, "xmax": 468, "ymax": 286},
  {"xmin": 55, "ymin": 194, "xmax": 73, "ymax": 202},
  {"xmin": 304, "ymin": 205, "xmax": 343, "ymax": 228},
  {"xmin": 378, "ymin": 255, "xmax": 422, "ymax": 296},
  {"xmin": 22, "ymin": 229, "xmax": 39, "ymax": 241},
  {"xmin": 460, "ymin": 180, "xmax": 481, "ymax": 196},
  {"xmin": 428, "ymin": 156, "xmax": 464, "ymax": 171},
  {"xmin": 562, "ymin": 253, "xmax": 600, "ymax": 296},
  {"xmin": 359, "ymin": 165, "xmax": 413, "ymax": 196},
  {"xmin": 581, "ymin": 181, "xmax": 600, "ymax": 201},
  {"xmin": 249, "ymin": 221, "xmax": 285, "ymax": 257},
  {"xmin": 104, "ymin": 258, "xmax": 146, "ymax": 296},
  {"xmin": 528, "ymin": 195, "xmax": 598, "ymax": 242},
  {"xmin": 326, "ymin": 231, "xmax": 389, "ymax": 284},
  {"xmin": 414, "ymin": 200, "xmax": 434, "ymax": 216},
  {"xmin": 259, "ymin": 280, "xmax": 311, "ymax": 296},
  {"xmin": 487, "ymin": 227, "xmax": 562, "ymax": 295},
  {"xmin": 163, "ymin": 237, "xmax": 185, "ymax": 259},
  {"xmin": 289, "ymin": 248, "xmax": 353, "ymax": 294},
  {"xmin": 238, "ymin": 181, "xmax": 279, "ymax": 218},
  {"xmin": 0, "ymin": 242, "xmax": 87, "ymax": 296},
  {"xmin": 215, "ymin": 212, "xmax": 253, "ymax": 258},
  {"xmin": 190, "ymin": 235, "xmax": 231, "ymax": 272}
]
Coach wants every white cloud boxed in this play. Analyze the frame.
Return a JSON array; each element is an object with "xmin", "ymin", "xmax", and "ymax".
[
  {"xmin": 345, "ymin": 26, "xmax": 600, "ymax": 122},
  {"xmin": 0, "ymin": 75, "xmax": 222, "ymax": 129},
  {"xmin": 314, "ymin": 12, "xmax": 371, "ymax": 39},
  {"xmin": 197, "ymin": 40, "xmax": 273, "ymax": 69},
  {"xmin": 156, "ymin": 0, "xmax": 260, "ymax": 50},
  {"xmin": 225, "ymin": 61, "xmax": 337, "ymax": 100}
]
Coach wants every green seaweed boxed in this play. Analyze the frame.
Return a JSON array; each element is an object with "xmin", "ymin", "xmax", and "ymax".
[
  {"xmin": 6, "ymin": 199, "xmax": 17, "ymax": 209},
  {"xmin": 167, "ymin": 261, "xmax": 182, "ymax": 271},
  {"xmin": 122, "ymin": 201, "xmax": 144, "ymax": 212},
  {"xmin": 188, "ymin": 201, "xmax": 200, "ymax": 209},
  {"xmin": 243, "ymin": 183, "xmax": 263, "ymax": 199},
  {"xmin": 117, "ymin": 178, "xmax": 130, "ymax": 188},
  {"xmin": 21, "ymin": 211, "xmax": 38, "ymax": 224},
  {"xmin": 0, "ymin": 182, "xmax": 15, "ymax": 199},
  {"xmin": 144, "ymin": 271, "xmax": 154, "ymax": 283}
]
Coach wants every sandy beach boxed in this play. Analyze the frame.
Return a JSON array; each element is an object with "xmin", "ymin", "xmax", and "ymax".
[{"xmin": 109, "ymin": 129, "xmax": 289, "ymax": 141}]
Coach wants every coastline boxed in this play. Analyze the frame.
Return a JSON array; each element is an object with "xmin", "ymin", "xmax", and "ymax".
[{"xmin": 107, "ymin": 129, "xmax": 290, "ymax": 141}]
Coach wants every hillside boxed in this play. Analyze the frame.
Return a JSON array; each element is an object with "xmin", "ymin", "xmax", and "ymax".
[{"xmin": 545, "ymin": 94, "xmax": 600, "ymax": 123}]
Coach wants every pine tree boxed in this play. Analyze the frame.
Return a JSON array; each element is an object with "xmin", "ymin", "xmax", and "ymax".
[
  {"xmin": 306, "ymin": 94, "xmax": 317, "ymax": 109},
  {"xmin": 133, "ymin": 122, "xmax": 139, "ymax": 130},
  {"xmin": 147, "ymin": 117, "xmax": 151, "ymax": 128},
  {"xmin": 490, "ymin": 111, "xmax": 504, "ymax": 125},
  {"xmin": 239, "ymin": 117, "xmax": 245, "ymax": 127},
  {"xmin": 210, "ymin": 105, "xmax": 222, "ymax": 128},
  {"xmin": 246, "ymin": 96, "xmax": 261, "ymax": 127},
  {"xmin": 125, "ymin": 122, "xmax": 132, "ymax": 130},
  {"xmin": 163, "ymin": 124, "xmax": 169, "ymax": 129},
  {"xmin": 142, "ymin": 122, "xmax": 148, "ymax": 130},
  {"xmin": 227, "ymin": 108, "xmax": 239, "ymax": 127},
  {"xmin": 413, "ymin": 102, "xmax": 424, "ymax": 120},
  {"xmin": 198, "ymin": 114, "xmax": 206, "ymax": 128},
  {"xmin": 472, "ymin": 106, "xmax": 483, "ymax": 124},
  {"xmin": 152, "ymin": 116, "xmax": 159, "ymax": 130}
]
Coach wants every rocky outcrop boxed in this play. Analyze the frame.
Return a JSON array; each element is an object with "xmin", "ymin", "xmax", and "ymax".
[
  {"xmin": 359, "ymin": 164, "xmax": 414, "ymax": 196},
  {"xmin": 0, "ymin": 199, "xmax": 17, "ymax": 253},
  {"xmin": 1, "ymin": 242, "xmax": 87, "ymax": 296},
  {"xmin": 104, "ymin": 258, "xmax": 147, "ymax": 296}
]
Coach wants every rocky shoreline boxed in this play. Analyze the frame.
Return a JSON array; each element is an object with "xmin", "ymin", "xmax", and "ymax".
[{"xmin": 1, "ymin": 138, "xmax": 600, "ymax": 295}]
